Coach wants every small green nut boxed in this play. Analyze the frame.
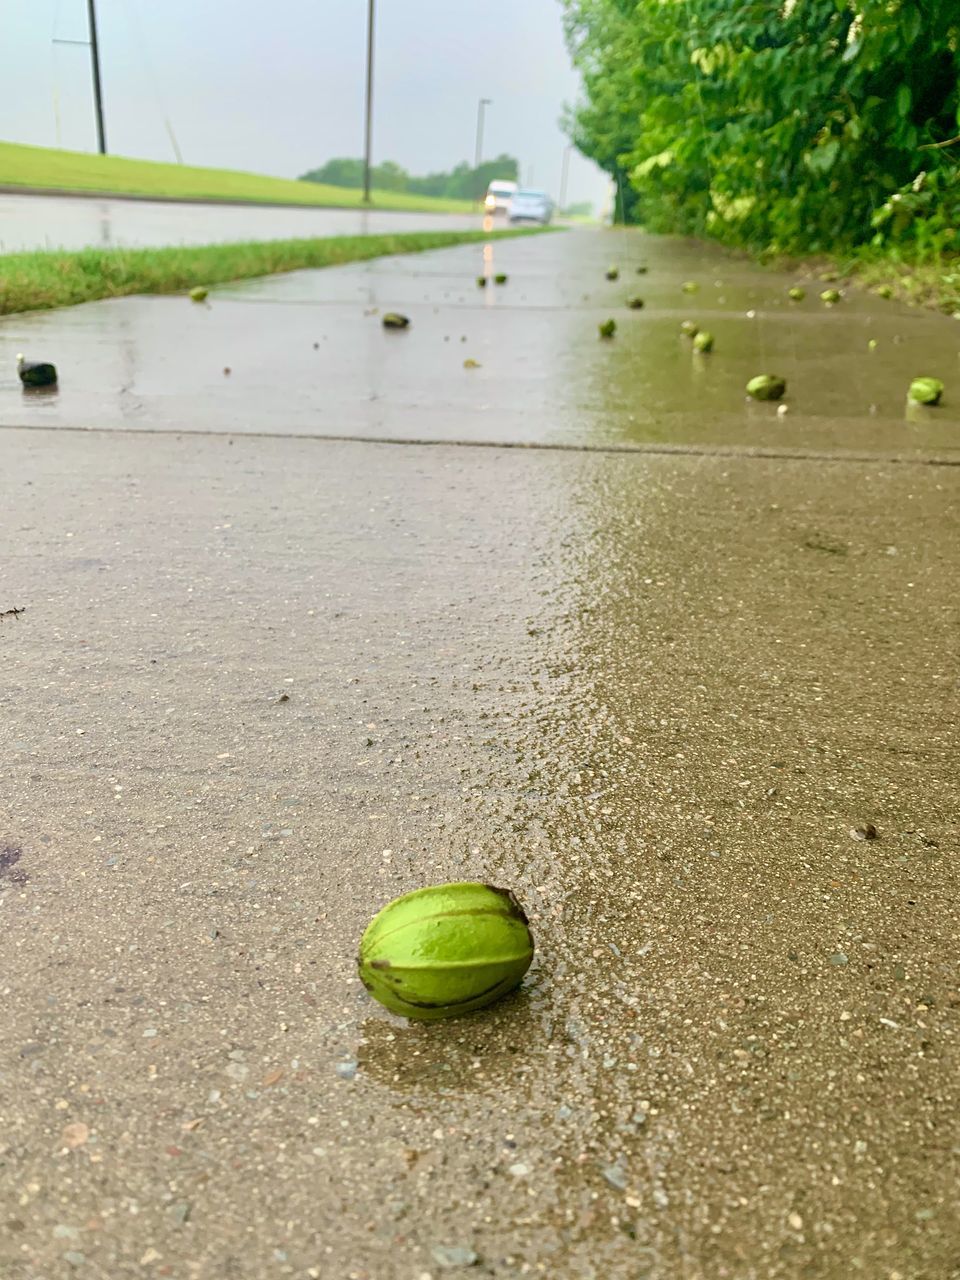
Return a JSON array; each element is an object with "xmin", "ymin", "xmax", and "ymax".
[
  {"xmin": 476, "ymin": 275, "xmax": 488, "ymax": 288},
  {"xmin": 626, "ymin": 296, "xmax": 645, "ymax": 310},
  {"xmin": 189, "ymin": 286, "xmax": 209, "ymax": 303},
  {"xmin": 820, "ymin": 288, "xmax": 841, "ymax": 304},
  {"xmin": 820, "ymin": 269, "xmax": 839, "ymax": 282},
  {"xmin": 681, "ymin": 281, "xmax": 699, "ymax": 293},
  {"xmin": 874, "ymin": 284, "xmax": 894, "ymax": 299},
  {"xmin": 692, "ymin": 330, "xmax": 714, "ymax": 353},
  {"xmin": 635, "ymin": 265, "xmax": 649, "ymax": 274},
  {"xmin": 788, "ymin": 287, "xmax": 806, "ymax": 302},
  {"xmin": 746, "ymin": 374, "xmax": 786, "ymax": 401},
  {"xmin": 382, "ymin": 312, "xmax": 410, "ymax": 329},
  {"xmin": 598, "ymin": 318, "xmax": 617, "ymax": 339},
  {"xmin": 868, "ymin": 338, "xmax": 878, "ymax": 350},
  {"xmin": 679, "ymin": 319, "xmax": 699, "ymax": 338},
  {"xmin": 494, "ymin": 273, "xmax": 508, "ymax": 285},
  {"xmin": 908, "ymin": 376, "xmax": 944, "ymax": 405},
  {"xmin": 605, "ymin": 265, "xmax": 619, "ymax": 281},
  {"xmin": 358, "ymin": 882, "xmax": 534, "ymax": 1021}
]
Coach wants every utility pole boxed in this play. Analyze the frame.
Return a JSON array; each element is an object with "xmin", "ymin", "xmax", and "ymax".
[
  {"xmin": 362, "ymin": 0, "xmax": 376, "ymax": 204},
  {"xmin": 474, "ymin": 97, "xmax": 491, "ymax": 203},
  {"xmin": 86, "ymin": 0, "xmax": 107, "ymax": 154},
  {"xmin": 56, "ymin": 0, "xmax": 107, "ymax": 152}
]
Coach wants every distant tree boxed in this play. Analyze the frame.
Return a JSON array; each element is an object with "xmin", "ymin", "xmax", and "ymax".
[
  {"xmin": 299, "ymin": 157, "xmax": 365, "ymax": 188},
  {"xmin": 300, "ymin": 153, "xmax": 521, "ymax": 201},
  {"xmin": 372, "ymin": 160, "xmax": 410, "ymax": 192}
]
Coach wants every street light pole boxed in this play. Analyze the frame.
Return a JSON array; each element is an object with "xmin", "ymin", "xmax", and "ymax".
[
  {"xmin": 474, "ymin": 97, "xmax": 491, "ymax": 202},
  {"xmin": 362, "ymin": 0, "xmax": 376, "ymax": 204},
  {"xmin": 559, "ymin": 144, "xmax": 572, "ymax": 212},
  {"xmin": 86, "ymin": 0, "xmax": 107, "ymax": 154}
]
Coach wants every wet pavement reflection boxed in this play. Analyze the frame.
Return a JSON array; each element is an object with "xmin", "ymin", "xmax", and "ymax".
[
  {"xmin": 2, "ymin": 229, "xmax": 958, "ymax": 459},
  {"xmin": 0, "ymin": 190, "xmax": 486, "ymax": 252}
]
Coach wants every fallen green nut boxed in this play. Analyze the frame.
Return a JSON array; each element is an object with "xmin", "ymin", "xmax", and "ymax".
[
  {"xmin": 693, "ymin": 330, "xmax": 714, "ymax": 353},
  {"xmin": 605, "ymin": 265, "xmax": 620, "ymax": 281},
  {"xmin": 874, "ymin": 284, "xmax": 894, "ymax": 299},
  {"xmin": 382, "ymin": 312, "xmax": 410, "ymax": 329},
  {"xmin": 635, "ymin": 265, "xmax": 649, "ymax": 274},
  {"xmin": 189, "ymin": 286, "xmax": 209, "ymax": 303},
  {"xmin": 626, "ymin": 296, "xmax": 645, "ymax": 310},
  {"xmin": 358, "ymin": 882, "xmax": 534, "ymax": 1021},
  {"xmin": 680, "ymin": 319, "xmax": 699, "ymax": 338},
  {"xmin": 476, "ymin": 275, "xmax": 488, "ymax": 288},
  {"xmin": 788, "ymin": 287, "xmax": 806, "ymax": 302},
  {"xmin": 598, "ymin": 318, "xmax": 617, "ymax": 339},
  {"xmin": 820, "ymin": 288, "xmax": 841, "ymax": 304},
  {"xmin": 820, "ymin": 269, "xmax": 839, "ymax": 282},
  {"xmin": 868, "ymin": 338, "xmax": 878, "ymax": 350},
  {"xmin": 681, "ymin": 281, "xmax": 699, "ymax": 293},
  {"xmin": 494, "ymin": 273, "xmax": 508, "ymax": 285},
  {"xmin": 746, "ymin": 374, "xmax": 786, "ymax": 401},
  {"xmin": 908, "ymin": 376, "xmax": 944, "ymax": 405}
]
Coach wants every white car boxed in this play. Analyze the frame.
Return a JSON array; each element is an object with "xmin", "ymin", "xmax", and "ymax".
[
  {"xmin": 484, "ymin": 180, "xmax": 518, "ymax": 215},
  {"xmin": 508, "ymin": 189, "xmax": 554, "ymax": 225}
]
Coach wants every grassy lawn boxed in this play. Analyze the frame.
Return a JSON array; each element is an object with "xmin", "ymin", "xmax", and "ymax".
[
  {"xmin": 0, "ymin": 228, "xmax": 548, "ymax": 315},
  {"xmin": 0, "ymin": 141, "xmax": 474, "ymax": 214}
]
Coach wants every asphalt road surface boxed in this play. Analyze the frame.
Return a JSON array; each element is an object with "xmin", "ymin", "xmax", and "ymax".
[{"xmin": 0, "ymin": 190, "xmax": 485, "ymax": 253}]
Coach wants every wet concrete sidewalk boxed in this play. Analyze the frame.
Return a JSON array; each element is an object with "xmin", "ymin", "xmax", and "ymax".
[
  {"xmin": 1, "ymin": 232, "xmax": 959, "ymax": 1280},
  {"xmin": 3, "ymin": 227, "xmax": 960, "ymax": 460}
]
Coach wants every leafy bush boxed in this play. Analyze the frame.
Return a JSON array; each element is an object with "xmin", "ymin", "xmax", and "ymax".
[{"xmin": 563, "ymin": 0, "xmax": 960, "ymax": 254}]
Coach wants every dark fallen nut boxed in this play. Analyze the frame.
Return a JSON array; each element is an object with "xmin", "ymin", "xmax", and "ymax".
[
  {"xmin": 382, "ymin": 312, "xmax": 411, "ymax": 330},
  {"xmin": 598, "ymin": 318, "xmax": 617, "ymax": 339},
  {"xmin": 626, "ymin": 296, "xmax": 645, "ymax": 310},
  {"xmin": 17, "ymin": 354, "xmax": 58, "ymax": 387},
  {"xmin": 850, "ymin": 823, "xmax": 879, "ymax": 841}
]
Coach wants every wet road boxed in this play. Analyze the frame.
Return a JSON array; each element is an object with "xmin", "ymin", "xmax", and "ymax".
[
  {"xmin": 0, "ymin": 190, "xmax": 483, "ymax": 253},
  {"xmin": 2, "ymin": 230, "xmax": 959, "ymax": 1279}
]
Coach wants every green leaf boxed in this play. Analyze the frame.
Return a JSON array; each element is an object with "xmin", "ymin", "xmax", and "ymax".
[
  {"xmin": 896, "ymin": 84, "xmax": 912, "ymax": 120},
  {"xmin": 901, "ymin": 6, "xmax": 922, "ymax": 46},
  {"xmin": 804, "ymin": 139, "xmax": 840, "ymax": 174}
]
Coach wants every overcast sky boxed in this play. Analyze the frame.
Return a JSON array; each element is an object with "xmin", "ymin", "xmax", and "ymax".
[{"xmin": 2, "ymin": 0, "xmax": 609, "ymax": 209}]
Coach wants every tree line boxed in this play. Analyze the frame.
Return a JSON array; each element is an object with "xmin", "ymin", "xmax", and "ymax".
[
  {"xmin": 300, "ymin": 154, "xmax": 520, "ymax": 201},
  {"xmin": 562, "ymin": 0, "xmax": 960, "ymax": 255}
]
